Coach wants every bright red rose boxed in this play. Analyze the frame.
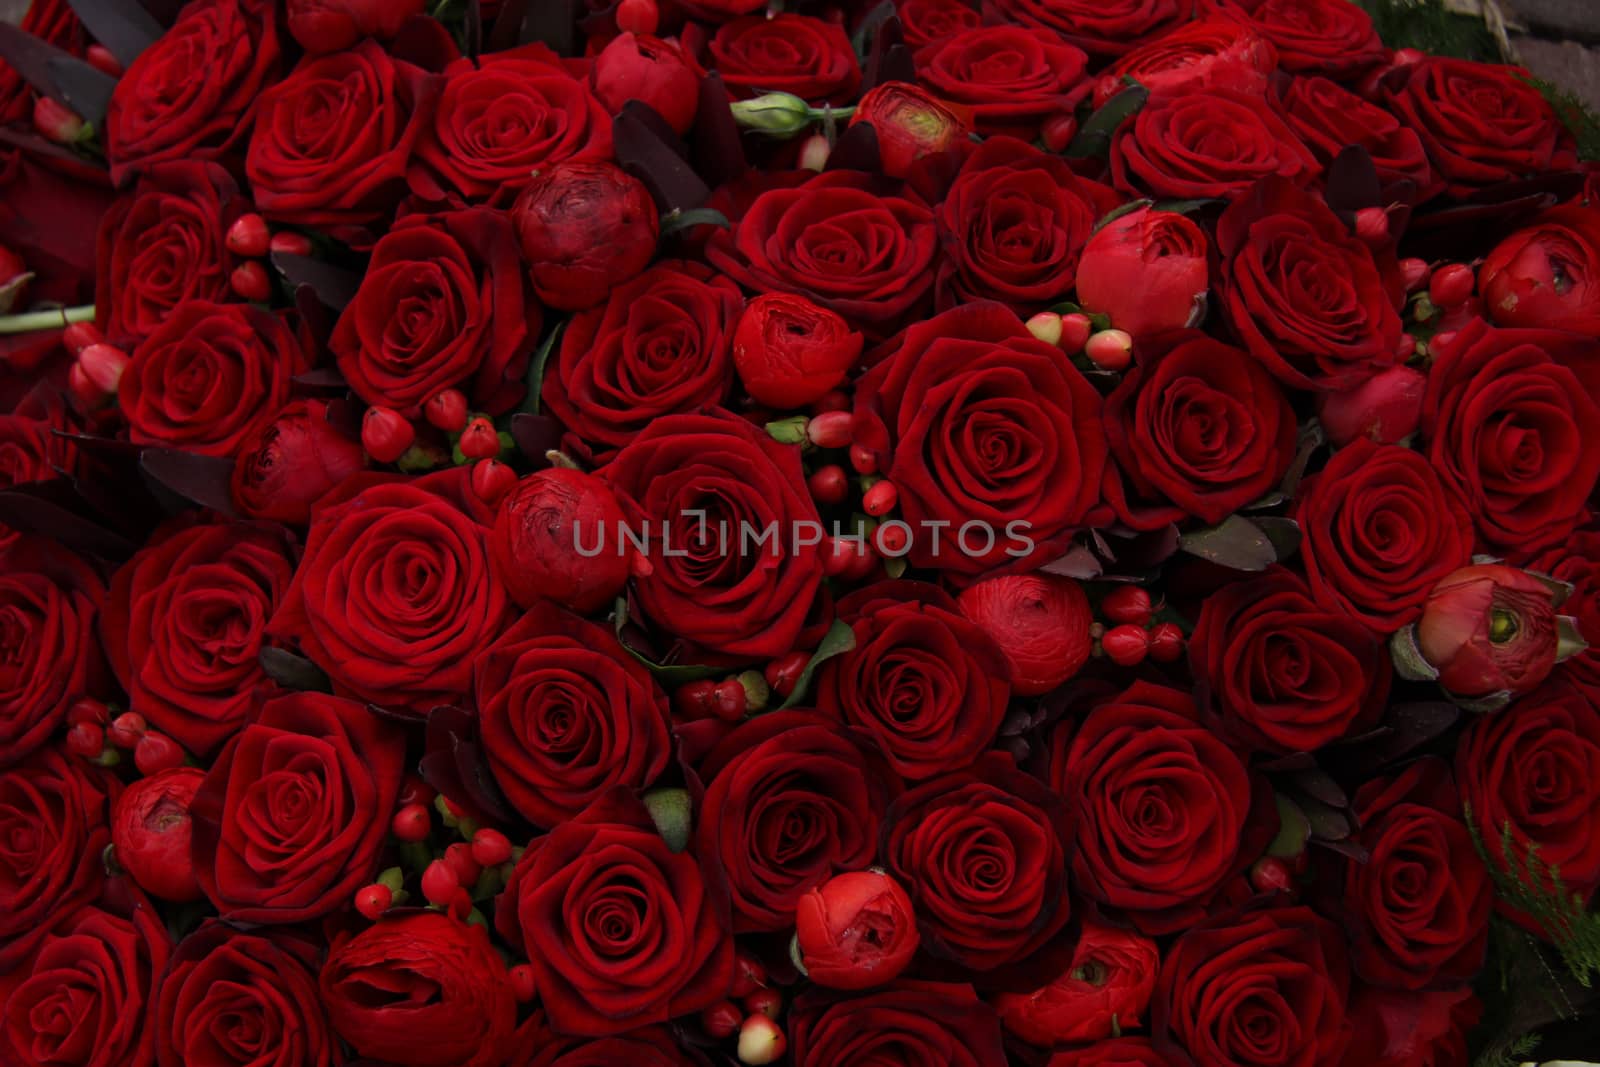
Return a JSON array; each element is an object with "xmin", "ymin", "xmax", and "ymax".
[
  {"xmin": 704, "ymin": 15, "xmax": 860, "ymax": 104},
  {"xmin": 1112, "ymin": 88, "xmax": 1317, "ymax": 202},
  {"xmin": 1047, "ymin": 1038, "xmax": 1179, "ymax": 1067},
  {"xmin": 732, "ymin": 292, "xmax": 861, "ymax": 409},
  {"xmin": 473, "ymin": 600, "xmax": 671, "ymax": 828},
  {"xmin": 1414, "ymin": 564, "xmax": 1565, "ymax": 700},
  {"xmin": 896, "ymin": 0, "xmax": 982, "ymax": 49},
  {"xmin": 994, "ymin": 923, "xmax": 1159, "ymax": 1046},
  {"xmin": 496, "ymin": 790, "xmax": 733, "ymax": 1037},
  {"xmin": 591, "ymin": 33, "xmax": 699, "ymax": 135},
  {"xmin": 817, "ymin": 581, "xmax": 1011, "ymax": 781},
  {"xmin": 1480, "ymin": 205, "xmax": 1600, "ymax": 334},
  {"xmin": 190, "ymin": 691, "xmax": 405, "ymax": 924},
  {"xmin": 789, "ymin": 980, "xmax": 1008, "ymax": 1066},
  {"xmin": 914, "ymin": 26, "xmax": 1090, "ymax": 139},
  {"xmin": 850, "ymin": 82, "xmax": 973, "ymax": 179},
  {"xmin": 794, "ymin": 870, "xmax": 920, "ymax": 990},
  {"xmin": 1526, "ymin": 524, "xmax": 1600, "ymax": 705},
  {"xmin": 512, "ymin": 1012, "xmax": 704, "ymax": 1067},
  {"xmin": 1075, "ymin": 206, "xmax": 1209, "ymax": 339},
  {"xmin": 511, "ymin": 160, "xmax": 660, "ymax": 311},
  {"xmin": 229, "ymin": 399, "xmax": 366, "ymax": 525},
  {"xmin": 286, "ymin": 0, "xmax": 427, "ymax": 53},
  {"xmin": 983, "ymin": 0, "xmax": 1189, "ymax": 57},
  {"xmin": 1092, "ymin": 18, "xmax": 1276, "ymax": 107},
  {"xmin": 0, "ymin": 387, "xmax": 78, "ymax": 496},
  {"xmin": 956, "ymin": 572, "xmax": 1092, "ymax": 696},
  {"xmin": 1279, "ymin": 76, "xmax": 1434, "ymax": 197},
  {"xmin": 1206, "ymin": 0, "xmax": 1385, "ymax": 78},
  {"xmin": 1340, "ymin": 985, "xmax": 1480, "ymax": 1067},
  {"xmin": 268, "ymin": 468, "xmax": 513, "ymax": 714}
]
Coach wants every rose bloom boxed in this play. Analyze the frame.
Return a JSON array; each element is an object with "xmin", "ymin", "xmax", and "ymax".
[
  {"xmin": 1047, "ymin": 1039, "xmax": 1179, "ymax": 1067},
  {"xmin": 896, "ymin": 0, "xmax": 982, "ymax": 49},
  {"xmin": 1341, "ymin": 985, "xmax": 1480, "ymax": 1067},
  {"xmin": 229, "ymin": 399, "xmax": 366, "ymax": 525},
  {"xmin": 1075, "ymin": 205, "xmax": 1209, "ymax": 339},
  {"xmin": 1204, "ymin": 0, "xmax": 1385, "ymax": 78},
  {"xmin": 914, "ymin": 26, "xmax": 1091, "ymax": 139},
  {"xmin": 1092, "ymin": 17, "xmax": 1276, "ymax": 106},
  {"xmin": 510, "ymin": 1013, "xmax": 704, "ymax": 1067},
  {"xmin": 1415, "ymin": 564, "xmax": 1564, "ymax": 699},
  {"xmin": 1279, "ymin": 76, "xmax": 1434, "ymax": 197},
  {"xmin": 1480, "ymin": 206, "xmax": 1600, "ymax": 334},
  {"xmin": 286, "ymin": 0, "xmax": 426, "ymax": 53},
  {"xmin": 789, "ymin": 980, "xmax": 1008, "ymax": 1067},
  {"xmin": 1112, "ymin": 88, "xmax": 1317, "ymax": 202},
  {"xmin": 700, "ymin": 14, "xmax": 861, "ymax": 104},
  {"xmin": 983, "ymin": 0, "xmax": 1190, "ymax": 57},
  {"xmin": 795, "ymin": 870, "xmax": 920, "ymax": 990},
  {"xmin": 994, "ymin": 923, "xmax": 1160, "ymax": 1046},
  {"xmin": 1526, "ymin": 524, "xmax": 1600, "ymax": 706}
]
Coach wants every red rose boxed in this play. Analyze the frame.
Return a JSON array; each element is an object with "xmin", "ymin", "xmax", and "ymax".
[
  {"xmin": 497, "ymin": 790, "xmax": 732, "ymax": 1037},
  {"xmin": 0, "ymin": 750, "xmax": 114, "ymax": 972},
  {"xmin": 732, "ymin": 292, "xmax": 861, "ymax": 408},
  {"xmin": 1207, "ymin": 0, "xmax": 1385, "ymax": 78},
  {"xmin": 473, "ymin": 600, "xmax": 671, "ymax": 828},
  {"xmin": 155, "ymin": 923, "xmax": 336, "ymax": 1067},
  {"xmin": 817, "ymin": 580, "xmax": 1011, "ymax": 780},
  {"xmin": 934, "ymin": 137, "xmax": 1119, "ymax": 315},
  {"xmin": 190, "ymin": 691, "xmax": 405, "ymax": 924},
  {"xmin": 794, "ymin": 869, "xmax": 920, "ymax": 990},
  {"xmin": 1053, "ymin": 681, "xmax": 1266, "ymax": 933},
  {"xmin": 673, "ymin": 0, "xmax": 765, "ymax": 18},
  {"xmin": 1111, "ymin": 88, "xmax": 1317, "ymax": 202},
  {"xmin": 1340, "ymin": 986, "xmax": 1480, "ymax": 1067},
  {"xmin": 322, "ymin": 912, "xmax": 516, "ymax": 1067},
  {"xmin": 1294, "ymin": 440, "xmax": 1475, "ymax": 633},
  {"xmin": 511, "ymin": 160, "xmax": 660, "ymax": 312},
  {"xmin": 121, "ymin": 301, "xmax": 310, "ymax": 457},
  {"xmin": 896, "ymin": 0, "xmax": 982, "ymax": 50},
  {"xmin": 694, "ymin": 710, "xmax": 895, "ymax": 931},
  {"xmin": 95, "ymin": 162, "xmax": 249, "ymax": 345},
  {"xmin": 1153, "ymin": 906, "xmax": 1351, "ymax": 1067},
  {"xmin": 602, "ymin": 409, "xmax": 826, "ymax": 660},
  {"xmin": 590, "ymin": 33, "xmax": 699, "ymax": 136},
  {"xmin": 852, "ymin": 302, "xmax": 1107, "ymax": 576},
  {"xmin": 268, "ymin": 468, "xmax": 513, "ymax": 714},
  {"xmin": 1384, "ymin": 57, "xmax": 1577, "ymax": 201},
  {"xmin": 1093, "ymin": 18, "xmax": 1276, "ymax": 107},
  {"xmin": 1342, "ymin": 758, "xmax": 1491, "ymax": 990},
  {"xmin": 1526, "ymin": 525, "xmax": 1600, "ymax": 705},
  {"xmin": 1047, "ymin": 1038, "xmax": 1179, "ymax": 1067},
  {"xmin": 1279, "ymin": 76, "xmax": 1434, "ymax": 197},
  {"xmin": 914, "ymin": 26, "xmax": 1090, "ymax": 139},
  {"xmin": 1102, "ymin": 331, "xmax": 1295, "ymax": 530},
  {"xmin": 994, "ymin": 923, "xmax": 1159, "ymax": 1046},
  {"xmin": 0, "ymin": 389, "xmax": 78, "ymax": 495},
  {"xmin": 982, "ymin": 0, "xmax": 1189, "ymax": 57},
  {"xmin": 229, "ymin": 399, "xmax": 367, "ymax": 525},
  {"xmin": 789, "ymin": 980, "xmax": 1008, "ymax": 1066},
  {"xmin": 1421, "ymin": 319, "xmax": 1600, "ymax": 550},
  {"xmin": 246, "ymin": 41, "xmax": 426, "ymax": 229},
  {"xmin": 883, "ymin": 752, "xmax": 1072, "ymax": 974},
  {"xmin": 955, "ymin": 572, "xmax": 1091, "ymax": 696},
  {"xmin": 1191, "ymin": 567, "xmax": 1391, "ymax": 753},
  {"xmin": 544, "ymin": 261, "xmax": 742, "ymax": 459},
  {"xmin": 106, "ymin": 0, "xmax": 284, "ymax": 184},
  {"xmin": 703, "ymin": 15, "xmax": 860, "ymax": 104},
  {"xmin": 513, "ymin": 1013, "xmax": 704, "ymax": 1067},
  {"xmin": 849, "ymin": 82, "xmax": 973, "ymax": 179},
  {"xmin": 1075, "ymin": 205, "xmax": 1209, "ymax": 339},
  {"xmin": 1480, "ymin": 206, "xmax": 1600, "ymax": 334},
  {"xmin": 0, "ymin": 0, "xmax": 84, "ymax": 126},
  {"xmin": 411, "ymin": 44, "xmax": 612, "ymax": 208},
  {"xmin": 1217, "ymin": 178, "xmax": 1405, "ymax": 391},
  {"xmin": 707, "ymin": 171, "xmax": 937, "ymax": 339},
  {"xmin": 1414, "ymin": 564, "xmax": 1565, "ymax": 700},
  {"xmin": 101, "ymin": 518, "xmax": 294, "ymax": 758},
  {"xmin": 286, "ymin": 0, "xmax": 427, "ymax": 53},
  {"xmin": 332, "ymin": 209, "xmax": 540, "ymax": 418}
]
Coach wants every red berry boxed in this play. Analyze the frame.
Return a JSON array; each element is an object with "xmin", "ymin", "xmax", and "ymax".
[
  {"xmin": 1400, "ymin": 257, "xmax": 1430, "ymax": 292},
  {"xmin": 67, "ymin": 697, "xmax": 109, "ymax": 727},
  {"xmin": 763, "ymin": 650, "xmax": 811, "ymax": 699},
  {"xmin": 471, "ymin": 458, "xmax": 517, "ymax": 506},
  {"xmin": 1059, "ymin": 313, "xmax": 1093, "ymax": 354},
  {"xmin": 85, "ymin": 44, "xmax": 123, "ymax": 77},
  {"xmin": 425, "ymin": 388, "xmax": 470, "ymax": 433},
  {"xmin": 862, "ymin": 479, "xmax": 898, "ymax": 517},
  {"xmin": 806, "ymin": 410, "xmax": 853, "ymax": 449},
  {"xmin": 848, "ymin": 442, "xmax": 877, "ymax": 475},
  {"xmin": 62, "ymin": 322, "xmax": 104, "ymax": 355},
  {"xmin": 615, "ymin": 0, "xmax": 660, "ymax": 35},
  {"xmin": 230, "ymin": 261, "xmax": 272, "ymax": 302},
  {"xmin": 821, "ymin": 536, "xmax": 863, "ymax": 578},
  {"xmin": 226, "ymin": 213, "xmax": 271, "ymax": 258},
  {"xmin": 808, "ymin": 464, "xmax": 849, "ymax": 506},
  {"xmin": 737, "ymin": 1015, "xmax": 787, "ymax": 1065},
  {"xmin": 471, "ymin": 828, "xmax": 514, "ymax": 867},
  {"xmin": 355, "ymin": 883, "xmax": 392, "ymax": 920},
  {"xmin": 798, "ymin": 132, "xmax": 831, "ymax": 172},
  {"xmin": 444, "ymin": 842, "xmax": 482, "ymax": 887},
  {"xmin": 1148, "ymin": 621, "xmax": 1184, "ymax": 663},
  {"xmin": 1250, "ymin": 856, "xmax": 1295, "ymax": 895},
  {"xmin": 730, "ymin": 949, "xmax": 768, "ymax": 999},
  {"xmin": 841, "ymin": 539, "xmax": 878, "ymax": 581},
  {"xmin": 66, "ymin": 721, "xmax": 105, "ymax": 760},
  {"xmin": 458, "ymin": 416, "xmax": 500, "ymax": 461},
  {"xmin": 77, "ymin": 343, "xmax": 129, "ymax": 398},
  {"xmin": 1101, "ymin": 586, "xmax": 1153, "ymax": 627},
  {"xmin": 1085, "ymin": 328, "xmax": 1133, "ymax": 372},
  {"xmin": 744, "ymin": 987, "xmax": 783, "ymax": 1020},
  {"xmin": 421, "ymin": 860, "xmax": 459, "ymax": 907},
  {"xmin": 1041, "ymin": 113, "xmax": 1078, "ymax": 153},
  {"xmin": 362, "ymin": 406, "xmax": 416, "ymax": 464},
  {"xmin": 874, "ymin": 520, "xmax": 910, "ymax": 557},
  {"xmin": 510, "ymin": 964, "xmax": 538, "ymax": 1003},
  {"xmin": 1428, "ymin": 263, "xmax": 1475, "ymax": 309},
  {"xmin": 673, "ymin": 678, "xmax": 718, "ymax": 721},
  {"xmin": 701, "ymin": 999, "xmax": 742, "ymax": 1040},
  {"xmin": 1353, "ymin": 207, "xmax": 1389, "ymax": 245},
  {"xmin": 134, "ymin": 731, "xmax": 186, "ymax": 775},
  {"xmin": 391, "ymin": 802, "xmax": 432, "ymax": 842},
  {"xmin": 1101, "ymin": 623, "xmax": 1150, "ymax": 667},
  {"xmin": 1025, "ymin": 311, "xmax": 1064, "ymax": 347},
  {"xmin": 33, "ymin": 95, "xmax": 84, "ymax": 144},
  {"xmin": 712, "ymin": 678, "xmax": 748, "ymax": 721},
  {"xmin": 108, "ymin": 711, "xmax": 147, "ymax": 750},
  {"xmin": 399, "ymin": 774, "xmax": 436, "ymax": 809},
  {"xmin": 268, "ymin": 232, "xmax": 314, "ymax": 257}
]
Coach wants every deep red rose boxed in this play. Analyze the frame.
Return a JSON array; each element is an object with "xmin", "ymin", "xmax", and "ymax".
[
  {"xmin": 513, "ymin": 1012, "xmax": 704, "ymax": 1067},
  {"xmin": 695, "ymin": 710, "xmax": 896, "ymax": 931},
  {"xmin": 1154, "ymin": 906, "xmax": 1351, "ymax": 1067},
  {"xmin": 1047, "ymin": 1038, "xmax": 1179, "ymax": 1067},
  {"xmin": 852, "ymin": 302, "xmax": 1107, "ymax": 576},
  {"xmin": 1102, "ymin": 331, "xmax": 1296, "ymax": 530},
  {"xmin": 601, "ymin": 409, "xmax": 826, "ymax": 660},
  {"xmin": 121, "ymin": 301, "xmax": 309, "ymax": 457},
  {"xmin": 286, "ymin": 0, "xmax": 427, "ymax": 53},
  {"xmin": 896, "ymin": 0, "xmax": 982, "ymax": 50},
  {"xmin": 994, "ymin": 923, "xmax": 1159, "ymax": 1047},
  {"xmin": 706, "ymin": 171, "xmax": 937, "ymax": 339},
  {"xmin": 473, "ymin": 600, "xmax": 671, "ymax": 828},
  {"xmin": 246, "ymin": 41, "xmax": 427, "ymax": 229},
  {"xmin": 1342, "ymin": 758, "xmax": 1490, "ymax": 990},
  {"xmin": 411, "ymin": 44, "xmax": 612, "ymax": 208},
  {"xmin": 190, "ymin": 690, "xmax": 405, "ymax": 924},
  {"xmin": 0, "ymin": 385, "xmax": 78, "ymax": 495},
  {"xmin": 790, "ymin": 980, "xmax": 1007, "ymax": 1066},
  {"xmin": 982, "ymin": 0, "xmax": 1189, "ymax": 57},
  {"xmin": 511, "ymin": 160, "xmax": 660, "ymax": 312},
  {"xmin": 1053, "ymin": 681, "xmax": 1265, "ymax": 933},
  {"xmin": 155, "ymin": 923, "xmax": 336, "ymax": 1067},
  {"xmin": 1206, "ymin": 0, "xmax": 1385, "ymax": 79},
  {"xmin": 1092, "ymin": 18, "xmax": 1276, "ymax": 107},
  {"xmin": 1191, "ymin": 566, "xmax": 1391, "ymax": 754},
  {"xmin": 1339, "ymin": 985, "xmax": 1480, "ymax": 1067},
  {"xmin": 1480, "ymin": 206, "xmax": 1600, "ymax": 334},
  {"xmin": 102, "ymin": 518, "xmax": 294, "ymax": 758},
  {"xmin": 1294, "ymin": 440, "xmax": 1475, "ymax": 633},
  {"xmin": 794, "ymin": 869, "xmax": 920, "ymax": 990},
  {"xmin": 1075, "ymin": 205, "xmax": 1209, "ymax": 339},
  {"xmin": 332, "ymin": 209, "xmax": 539, "ymax": 418},
  {"xmin": 1421, "ymin": 318, "xmax": 1600, "ymax": 550},
  {"xmin": 702, "ymin": 14, "xmax": 860, "ymax": 104},
  {"xmin": 106, "ymin": 0, "xmax": 284, "ymax": 185},
  {"xmin": 955, "ymin": 572, "xmax": 1091, "ymax": 696},
  {"xmin": 1112, "ymin": 88, "xmax": 1318, "ymax": 202},
  {"xmin": 672, "ymin": 0, "xmax": 765, "ymax": 18},
  {"xmin": 1526, "ymin": 525, "xmax": 1600, "ymax": 705},
  {"xmin": 850, "ymin": 82, "xmax": 974, "ymax": 179},
  {"xmin": 268, "ymin": 468, "xmax": 513, "ymax": 714},
  {"xmin": 934, "ymin": 137, "xmax": 1120, "ymax": 315},
  {"xmin": 0, "ymin": 750, "xmax": 114, "ymax": 972},
  {"xmin": 732, "ymin": 292, "xmax": 861, "ymax": 408},
  {"xmin": 497, "ymin": 790, "xmax": 733, "ymax": 1037},
  {"xmin": 0, "ymin": 0, "xmax": 84, "ymax": 126},
  {"xmin": 590, "ymin": 33, "xmax": 698, "ymax": 135},
  {"xmin": 1384, "ymin": 57, "xmax": 1577, "ymax": 200},
  {"xmin": 915, "ymin": 26, "xmax": 1090, "ymax": 139},
  {"xmin": 94, "ymin": 162, "xmax": 249, "ymax": 345},
  {"xmin": 229, "ymin": 399, "xmax": 367, "ymax": 525},
  {"xmin": 1279, "ymin": 76, "xmax": 1434, "ymax": 198},
  {"xmin": 322, "ymin": 911, "xmax": 516, "ymax": 1067},
  {"xmin": 544, "ymin": 261, "xmax": 742, "ymax": 459}
]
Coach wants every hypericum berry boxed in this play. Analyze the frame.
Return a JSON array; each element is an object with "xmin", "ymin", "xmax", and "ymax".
[
  {"xmin": 1025, "ymin": 311, "xmax": 1063, "ymax": 347},
  {"xmin": 1059, "ymin": 312, "xmax": 1093, "ymax": 353},
  {"xmin": 614, "ymin": 0, "xmax": 660, "ymax": 34},
  {"xmin": 458, "ymin": 416, "xmax": 500, "ymax": 461},
  {"xmin": 862, "ymin": 479, "xmax": 898, "ymax": 517},
  {"xmin": 729, "ymin": 949, "xmax": 767, "ymax": 999},
  {"xmin": 62, "ymin": 322, "xmax": 105, "ymax": 355},
  {"xmin": 444, "ymin": 842, "xmax": 482, "ymax": 887},
  {"xmin": 1101, "ymin": 623, "xmax": 1150, "ymax": 667},
  {"xmin": 849, "ymin": 442, "xmax": 877, "ymax": 475},
  {"xmin": 1250, "ymin": 856, "xmax": 1295, "ymax": 895},
  {"xmin": 1428, "ymin": 263, "xmax": 1475, "ymax": 309},
  {"xmin": 421, "ymin": 860, "xmax": 459, "ymax": 907},
  {"xmin": 362, "ymin": 406, "xmax": 415, "ymax": 464},
  {"xmin": 673, "ymin": 678, "xmax": 718, "ymax": 721},
  {"xmin": 470, "ymin": 828, "xmax": 513, "ymax": 868},
  {"xmin": 701, "ymin": 1000, "xmax": 742, "ymax": 1040},
  {"xmin": 268, "ymin": 231, "xmax": 314, "ymax": 257},
  {"xmin": 76, "ymin": 343, "xmax": 130, "ymax": 398},
  {"xmin": 510, "ymin": 964, "xmax": 538, "ymax": 1003},
  {"xmin": 1101, "ymin": 586, "xmax": 1153, "ymax": 627},
  {"xmin": 1354, "ymin": 207, "xmax": 1389, "ymax": 245},
  {"xmin": 712, "ymin": 678, "xmax": 748, "ymax": 721},
  {"xmin": 226, "ymin": 213, "xmax": 271, "ymax": 258},
  {"xmin": 230, "ymin": 261, "xmax": 272, "ymax": 302},
  {"xmin": 134, "ymin": 731, "xmax": 186, "ymax": 776},
  {"xmin": 763, "ymin": 650, "xmax": 811, "ymax": 699},
  {"xmin": 821, "ymin": 535, "xmax": 863, "ymax": 578},
  {"xmin": 1084, "ymin": 328, "xmax": 1134, "ymax": 372},
  {"xmin": 744, "ymin": 987, "xmax": 783, "ymax": 1020},
  {"xmin": 798, "ymin": 132, "xmax": 831, "ymax": 172},
  {"xmin": 471, "ymin": 458, "xmax": 517, "ymax": 506},
  {"xmin": 67, "ymin": 696, "xmax": 109, "ymax": 727},
  {"xmin": 1148, "ymin": 621, "xmax": 1185, "ymax": 663},
  {"xmin": 391, "ymin": 802, "xmax": 432, "ymax": 843},
  {"xmin": 1400, "ymin": 257, "xmax": 1430, "ymax": 292},
  {"xmin": 806, "ymin": 410, "xmax": 853, "ymax": 449},
  {"xmin": 33, "ymin": 95, "xmax": 84, "ymax": 144},
  {"xmin": 1041, "ymin": 113, "xmax": 1077, "ymax": 154},
  {"xmin": 107, "ymin": 711, "xmax": 148, "ymax": 750},
  {"xmin": 737, "ymin": 1015, "xmax": 787, "ymax": 1065},
  {"xmin": 66, "ymin": 721, "xmax": 105, "ymax": 760},
  {"xmin": 808, "ymin": 464, "xmax": 849, "ymax": 506},
  {"xmin": 85, "ymin": 44, "xmax": 123, "ymax": 77},
  {"xmin": 355, "ymin": 883, "xmax": 393, "ymax": 920},
  {"xmin": 874, "ymin": 520, "xmax": 909, "ymax": 557},
  {"xmin": 425, "ymin": 388, "xmax": 470, "ymax": 433}
]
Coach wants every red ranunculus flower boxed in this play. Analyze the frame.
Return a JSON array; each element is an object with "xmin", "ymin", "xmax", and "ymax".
[
  {"xmin": 1480, "ymin": 205, "xmax": 1600, "ymax": 334},
  {"xmin": 229, "ymin": 399, "xmax": 367, "ymax": 525}
]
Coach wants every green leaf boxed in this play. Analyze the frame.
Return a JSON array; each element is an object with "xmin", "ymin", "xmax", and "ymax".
[
  {"xmin": 1064, "ymin": 84, "xmax": 1148, "ymax": 159},
  {"xmin": 778, "ymin": 619, "xmax": 857, "ymax": 710},
  {"xmin": 850, "ymin": 0, "xmax": 896, "ymax": 61},
  {"xmin": 1092, "ymin": 199, "xmax": 1152, "ymax": 233},
  {"xmin": 259, "ymin": 647, "xmax": 333, "ymax": 693},
  {"xmin": 660, "ymin": 207, "xmax": 731, "ymax": 236},
  {"xmin": 643, "ymin": 787, "xmax": 692, "ymax": 853},
  {"xmin": 1267, "ymin": 793, "xmax": 1312, "ymax": 858},
  {"xmin": 517, "ymin": 320, "xmax": 564, "ymax": 416},
  {"xmin": 1389, "ymin": 625, "xmax": 1441, "ymax": 682},
  {"xmin": 1151, "ymin": 198, "xmax": 1221, "ymax": 215},
  {"xmin": 1178, "ymin": 515, "xmax": 1277, "ymax": 571},
  {"xmin": 611, "ymin": 597, "xmax": 720, "ymax": 685}
]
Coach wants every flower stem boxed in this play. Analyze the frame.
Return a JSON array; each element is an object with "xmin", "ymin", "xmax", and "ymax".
[{"xmin": 0, "ymin": 304, "xmax": 95, "ymax": 335}]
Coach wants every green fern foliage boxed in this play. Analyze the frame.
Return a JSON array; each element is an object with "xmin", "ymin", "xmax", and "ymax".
[{"xmin": 1359, "ymin": 0, "xmax": 1502, "ymax": 62}]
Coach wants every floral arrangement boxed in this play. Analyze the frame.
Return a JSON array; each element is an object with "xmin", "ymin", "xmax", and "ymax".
[{"xmin": 1, "ymin": 0, "xmax": 1599, "ymax": 1065}]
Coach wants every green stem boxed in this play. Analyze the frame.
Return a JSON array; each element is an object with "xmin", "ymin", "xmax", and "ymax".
[{"xmin": 0, "ymin": 304, "xmax": 95, "ymax": 336}]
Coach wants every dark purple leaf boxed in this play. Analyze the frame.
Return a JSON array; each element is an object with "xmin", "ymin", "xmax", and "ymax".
[
  {"xmin": 139, "ymin": 448, "xmax": 238, "ymax": 516},
  {"xmin": 421, "ymin": 705, "xmax": 518, "ymax": 824},
  {"xmin": 65, "ymin": 0, "xmax": 163, "ymax": 70},
  {"xmin": 1040, "ymin": 543, "xmax": 1103, "ymax": 579},
  {"xmin": 1316, "ymin": 837, "xmax": 1370, "ymax": 863},
  {"xmin": 1178, "ymin": 514, "xmax": 1277, "ymax": 571},
  {"xmin": 1252, "ymin": 516, "xmax": 1302, "ymax": 562},
  {"xmin": 138, "ymin": 0, "xmax": 184, "ymax": 25},
  {"xmin": 614, "ymin": 102, "xmax": 709, "ymax": 214},
  {"xmin": 521, "ymin": 0, "xmax": 577, "ymax": 56},
  {"xmin": 46, "ymin": 56, "xmax": 115, "ymax": 127},
  {"xmin": 259, "ymin": 648, "xmax": 333, "ymax": 693},
  {"xmin": 861, "ymin": 15, "xmax": 912, "ymax": 91},
  {"xmin": 272, "ymin": 252, "xmax": 360, "ymax": 311},
  {"xmin": 292, "ymin": 366, "xmax": 350, "ymax": 390},
  {"xmin": 824, "ymin": 122, "xmax": 881, "ymax": 173},
  {"xmin": 1292, "ymin": 767, "xmax": 1349, "ymax": 809},
  {"xmin": 390, "ymin": 15, "xmax": 460, "ymax": 73},
  {"xmin": 0, "ymin": 23, "xmax": 76, "ymax": 107},
  {"xmin": 1325, "ymin": 145, "xmax": 1381, "ymax": 213},
  {"xmin": 693, "ymin": 72, "xmax": 748, "ymax": 188},
  {"xmin": 0, "ymin": 485, "xmax": 135, "ymax": 559},
  {"xmin": 509, "ymin": 413, "xmax": 562, "ymax": 467}
]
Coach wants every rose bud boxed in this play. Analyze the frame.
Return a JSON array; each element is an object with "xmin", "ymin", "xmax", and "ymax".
[
  {"xmin": 957, "ymin": 573, "xmax": 1092, "ymax": 695},
  {"xmin": 111, "ymin": 766, "xmax": 206, "ymax": 902},
  {"xmin": 849, "ymin": 82, "xmax": 973, "ymax": 179},
  {"xmin": 1076, "ymin": 206, "xmax": 1209, "ymax": 338},
  {"xmin": 1411, "ymin": 564, "xmax": 1573, "ymax": 701},
  {"xmin": 0, "ymin": 242, "xmax": 32, "ymax": 314},
  {"xmin": 287, "ymin": 0, "xmax": 428, "ymax": 54},
  {"xmin": 794, "ymin": 870, "xmax": 919, "ymax": 990},
  {"xmin": 734, "ymin": 293, "xmax": 864, "ymax": 408},
  {"xmin": 1479, "ymin": 206, "xmax": 1600, "ymax": 334},
  {"xmin": 591, "ymin": 33, "xmax": 699, "ymax": 136},
  {"xmin": 489, "ymin": 467, "xmax": 632, "ymax": 615},
  {"xmin": 1315, "ymin": 364, "xmax": 1426, "ymax": 447},
  {"xmin": 230, "ymin": 399, "xmax": 366, "ymax": 524},
  {"xmin": 993, "ymin": 922, "xmax": 1159, "ymax": 1046},
  {"xmin": 511, "ymin": 161, "xmax": 659, "ymax": 311}
]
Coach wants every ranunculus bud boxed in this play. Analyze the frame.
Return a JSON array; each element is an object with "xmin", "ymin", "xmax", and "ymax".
[
  {"xmin": 489, "ymin": 467, "xmax": 631, "ymax": 615},
  {"xmin": 511, "ymin": 161, "xmax": 659, "ymax": 311},
  {"xmin": 0, "ymin": 241, "xmax": 31, "ymax": 314},
  {"xmin": 1479, "ymin": 206, "xmax": 1600, "ymax": 334},
  {"xmin": 111, "ymin": 767, "xmax": 205, "ymax": 903},
  {"xmin": 1411, "ymin": 564, "xmax": 1571, "ymax": 701},
  {"xmin": 957, "ymin": 573, "xmax": 1092, "ymax": 695},
  {"xmin": 1315, "ymin": 364, "xmax": 1426, "ymax": 447},
  {"xmin": 734, "ymin": 293, "xmax": 864, "ymax": 408},
  {"xmin": 591, "ymin": 33, "xmax": 699, "ymax": 135},
  {"xmin": 849, "ymin": 82, "xmax": 973, "ymax": 179},
  {"xmin": 794, "ymin": 870, "xmax": 919, "ymax": 990},
  {"xmin": 993, "ymin": 922, "xmax": 1159, "ymax": 1046},
  {"xmin": 230, "ymin": 400, "xmax": 367, "ymax": 524},
  {"xmin": 287, "ymin": 0, "xmax": 428, "ymax": 54},
  {"xmin": 1076, "ymin": 207, "xmax": 1209, "ymax": 338}
]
